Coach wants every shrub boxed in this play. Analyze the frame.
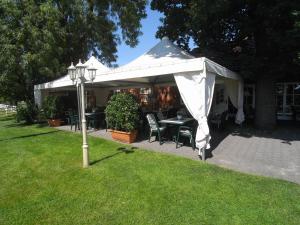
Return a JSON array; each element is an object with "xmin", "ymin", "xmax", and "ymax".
[
  {"xmin": 16, "ymin": 101, "xmax": 38, "ymax": 124},
  {"xmin": 105, "ymin": 93, "xmax": 139, "ymax": 132},
  {"xmin": 42, "ymin": 96, "xmax": 63, "ymax": 119}
]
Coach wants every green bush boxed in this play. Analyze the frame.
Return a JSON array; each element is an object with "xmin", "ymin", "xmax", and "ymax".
[
  {"xmin": 105, "ymin": 93, "xmax": 139, "ymax": 132},
  {"xmin": 42, "ymin": 96, "xmax": 63, "ymax": 119},
  {"xmin": 16, "ymin": 101, "xmax": 38, "ymax": 124}
]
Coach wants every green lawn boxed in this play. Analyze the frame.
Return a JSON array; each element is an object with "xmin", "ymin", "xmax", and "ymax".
[{"xmin": 0, "ymin": 115, "xmax": 299, "ymax": 225}]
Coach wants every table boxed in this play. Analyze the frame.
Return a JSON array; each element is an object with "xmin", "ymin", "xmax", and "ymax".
[
  {"xmin": 85, "ymin": 112, "xmax": 105, "ymax": 129},
  {"xmin": 159, "ymin": 117, "xmax": 195, "ymax": 142},
  {"xmin": 85, "ymin": 112, "xmax": 105, "ymax": 117},
  {"xmin": 159, "ymin": 117, "xmax": 194, "ymax": 125}
]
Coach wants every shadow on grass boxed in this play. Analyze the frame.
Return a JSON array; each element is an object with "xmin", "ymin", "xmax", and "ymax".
[
  {"xmin": 35, "ymin": 122, "xmax": 49, "ymax": 128},
  {"xmin": 90, "ymin": 146, "xmax": 137, "ymax": 165},
  {"xmin": 3, "ymin": 121, "xmax": 48, "ymax": 128},
  {"xmin": 4, "ymin": 122, "xmax": 28, "ymax": 128},
  {"xmin": 0, "ymin": 116, "xmax": 15, "ymax": 122},
  {"xmin": 0, "ymin": 130, "xmax": 61, "ymax": 142}
]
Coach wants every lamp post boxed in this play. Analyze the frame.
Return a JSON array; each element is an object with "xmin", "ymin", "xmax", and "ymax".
[{"xmin": 68, "ymin": 59, "xmax": 97, "ymax": 168}]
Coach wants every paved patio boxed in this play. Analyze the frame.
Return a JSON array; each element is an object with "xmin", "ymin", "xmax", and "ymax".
[{"xmin": 57, "ymin": 124, "xmax": 300, "ymax": 184}]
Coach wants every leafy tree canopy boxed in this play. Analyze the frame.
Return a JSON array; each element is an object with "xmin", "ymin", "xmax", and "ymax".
[
  {"xmin": 0, "ymin": 0, "xmax": 147, "ymax": 103},
  {"xmin": 151, "ymin": 0, "xmax": 300, "ymax": 79}
]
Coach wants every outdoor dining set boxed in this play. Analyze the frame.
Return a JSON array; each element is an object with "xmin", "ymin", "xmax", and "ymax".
[
  {"xmin": 146, "ymin": 113, "xmax": 197, "ymax": 149},
  {"xmin": 64, "ymin": 107, "xmax": 227, "ymax": 150},
  {"xmin": 66, "ymin": 110, "xmax": 105, "ymax": 132}
]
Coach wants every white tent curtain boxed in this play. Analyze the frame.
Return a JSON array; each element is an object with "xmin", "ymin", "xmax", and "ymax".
[
  {"xmin": 34, "ymin": 89, "xmax": 42, "ymax": 108},
  {"xmin": 224, "ymin": 79, "xmax": 238, "ymax": 108},
  {"xmin": 224, "ymin": 79, "xmax": 245, "ymax": 124},
  {"xmin": 174, "ymin": 68, "xmax": 215, "ymax": 154},
  {"xmin": 235, "ymin": 80, "xmax": 245, "ymax": 124}
]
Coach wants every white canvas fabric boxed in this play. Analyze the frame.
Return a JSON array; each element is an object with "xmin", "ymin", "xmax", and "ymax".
[
  {"xmin": 34, "ymin": 56, "xmax": 109, "ymax": 90},
  {"xmin": 174, "ymin": 64, "xmax": 215, "ymax": 152},
  {"xmin": 34, "ymin": 88, "xmax": 42, "ymax": 108},
  {"xmin": 235, "ymin": 80, "xmax": 245, "ymax": 124},
  {"xmin": 90, "ymin": 38, "xmax": 241, "ymax": 84},
  {"xmin": 34, "ymin": 56, "xmax": 109, "ymax": 106},
  {"xmin": 224, "ymin": 79, "xmax": 245, "ymax": 124},
  {"xmin": 35, "ymin": 38, "xmax": 241, "ymax": 91},
  {"xmin": 224, "ymin": 79, "xmax": 238, "ymax": 108},
  {"xmin": 120, "ymin": 36, "xmax": 194, "ymax": 68},
  {"xmin": 34, "ymin": 38, "xmax": 244, "ymax": 130}
]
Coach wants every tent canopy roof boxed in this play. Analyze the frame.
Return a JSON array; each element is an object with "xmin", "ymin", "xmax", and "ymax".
[
  {"xmin": 121, "ymin": 36, "xmax": 194, "ymax": 68},
  {"xmin": 34, "ymin": 38, "xmax": 241, "ymax": 90}
]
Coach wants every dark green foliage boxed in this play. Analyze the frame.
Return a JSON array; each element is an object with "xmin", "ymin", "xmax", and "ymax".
[
  {"xmin": 42, "ymin": 96, "xmax": 63, "ymax": 119},
  {"xmin": 105, "ymin": 93, "xmax": 139, "ymax": 132},
  {"xmin": 0, "ymin": 0, "xmax": 147, "ymax": 103},
  {"xmin": 16, "ymin": 101, "xmax": 38, "ymax": 124},
  {"xmin": 151, "ymin": 0, "xmax": 300, "ymax": 79}
]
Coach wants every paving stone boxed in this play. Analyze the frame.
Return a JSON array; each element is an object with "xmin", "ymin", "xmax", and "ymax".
[{"xmin": 56, "ymin": 125, "xmax": 300, "ymax": 184}]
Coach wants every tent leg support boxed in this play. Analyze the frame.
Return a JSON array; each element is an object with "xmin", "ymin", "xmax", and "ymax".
[{"xmin": 199, "ymin": 148, "xmax": 206, "ymax": 161}]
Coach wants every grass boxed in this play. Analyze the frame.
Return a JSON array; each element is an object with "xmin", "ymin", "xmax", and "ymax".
[{"xmin": 0, "ymin": 115, "xmax": 299, "ymax": 225}]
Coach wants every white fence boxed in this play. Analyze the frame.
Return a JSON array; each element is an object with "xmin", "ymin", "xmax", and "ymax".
[{"xmin": 0, "ymin": 104, "xmax": 17, "ymax": 115}]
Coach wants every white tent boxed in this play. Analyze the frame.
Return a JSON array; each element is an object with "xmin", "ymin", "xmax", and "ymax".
[
  {"xmin": 34, "ymin": 37, "xmax": 244, "ymax": 157},
  {"xmin": 34, "ymin": 56, "xmax": 110, "ymax": 106}
]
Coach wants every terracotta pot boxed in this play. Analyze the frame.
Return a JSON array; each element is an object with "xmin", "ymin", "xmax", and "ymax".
[
  {"xmin": 111, "ymin": 130, "xmax": 138, "ymax": 143},
  {"xmin": 47, "ymin": 119, "xmax": 62, "ymax": 127}
]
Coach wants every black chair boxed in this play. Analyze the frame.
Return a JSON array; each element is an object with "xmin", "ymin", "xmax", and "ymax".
[
  {"xmin": 70, "ymin": 114, "xmax": 79, "ymax": 131},
  {"xmin": 146, "ymin": 113, "xmax": 166, "ymax": 145},
  {"xmin": 176, "ymin": 125, "xmax": 195, "ymax": 150},
  {"xmin": 210, "ymin": 111, "xmax": 228, "ymax": 129},
  {"xmin": 87, "ymin": 114, "xmax": 100, "ymax": 130},
  {"xmin": 65, "ymin": 111, "xmax": 71, "ymax": 125}
]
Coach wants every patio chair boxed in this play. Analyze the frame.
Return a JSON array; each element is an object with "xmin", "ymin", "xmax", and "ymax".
[
  {"xmin": 156, "ymin": 111, "xmax": 167, "ymax": 128},
  {"xmin": 156, "ymin": 111, "xmax": 165, "ymax": 120},
  {"xmin": 146, "ymin": 113, "xmax": 166, "ymax": 145},
  {"xmin": 176, "ymin": 125, "xmax": 195, "ymax": 150},
  {"xmin": 210, "ymin": 111, "xmax": 228, "ymax": 129},
  {"xmin": 70, "ymin": 114, "xmax": 79, "ymax": 131},
  {"xmin": 87, "ymin": 114, "xmax": 99, "ymax": 130},
  {"xmin": 65, "ymin": 109, "xmax": 74, "ymax": 125}
]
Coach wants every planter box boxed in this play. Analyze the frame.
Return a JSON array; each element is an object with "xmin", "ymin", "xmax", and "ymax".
[
  {"xmin": 111, "ymin": 130, "xmax": 138, "ymax": 143},
  {"xmin": 47, "ymin": 119, "xmax": 62, "ymax": 127}
]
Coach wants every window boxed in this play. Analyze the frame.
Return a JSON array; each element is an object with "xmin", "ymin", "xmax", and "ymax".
[
  {"xmin": 294, "ymin": 84, "xmax": 300, "ymax": 106},
  {"xmin": 140, "ymin": 88, "xmax": 151, "ymax": 95},
  {"xmin": 276, "ymin": 82, "xmax": 300, "ymax": 116}
]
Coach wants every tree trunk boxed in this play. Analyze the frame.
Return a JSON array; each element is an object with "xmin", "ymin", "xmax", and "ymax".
[{"xmin": 255, "ymin": 76, "xmax": 277, "ymax": 129}]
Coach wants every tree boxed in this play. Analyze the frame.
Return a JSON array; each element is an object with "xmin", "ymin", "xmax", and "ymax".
[
  {"xmin": 0, "ymin": 0, "xmax": 147, "ymax": 104},
  {"xmin": 151, "ymin": 0, "xmax": 300, "ymax": 128}
]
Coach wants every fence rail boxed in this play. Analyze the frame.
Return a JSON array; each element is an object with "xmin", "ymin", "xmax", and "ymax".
[{"xmin": 0, "ymin": 104, "xmax": 17, "ymax": 116}]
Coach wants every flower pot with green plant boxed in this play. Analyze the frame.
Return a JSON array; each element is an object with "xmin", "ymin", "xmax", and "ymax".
[
  {"xmin": 42, "ymin": 96, "xmax": 63, "ymax": 127},
  {"xmin": 105, "ymin": 93, "xmax": 139, "ymax": 143}
]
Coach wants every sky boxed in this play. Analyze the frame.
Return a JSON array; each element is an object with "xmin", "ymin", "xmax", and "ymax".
[{"xmin": 115, "ymin": 5, "xmax": 163, "ymax": 66}]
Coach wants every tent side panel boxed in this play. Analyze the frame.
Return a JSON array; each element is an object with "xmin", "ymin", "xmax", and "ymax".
[
  {"xmin": 174, "ymin": 68, "xmax": 215, "ymax": 158},
  {"xmin": 205, "ymin": 58, "xmax": 241, "ymax": 80},
  {"xmin": 34, "ymin": 87, "xmax": 42, "ymax": 108}
]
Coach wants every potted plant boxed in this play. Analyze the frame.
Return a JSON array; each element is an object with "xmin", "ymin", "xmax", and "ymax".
[
  {"xmin": 42, "ymin": 96, "xmax": 63, "ymax": 127},
  {"xmin": 105, "ymin": 93, "xmax": 139, "ymax": 143}
]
